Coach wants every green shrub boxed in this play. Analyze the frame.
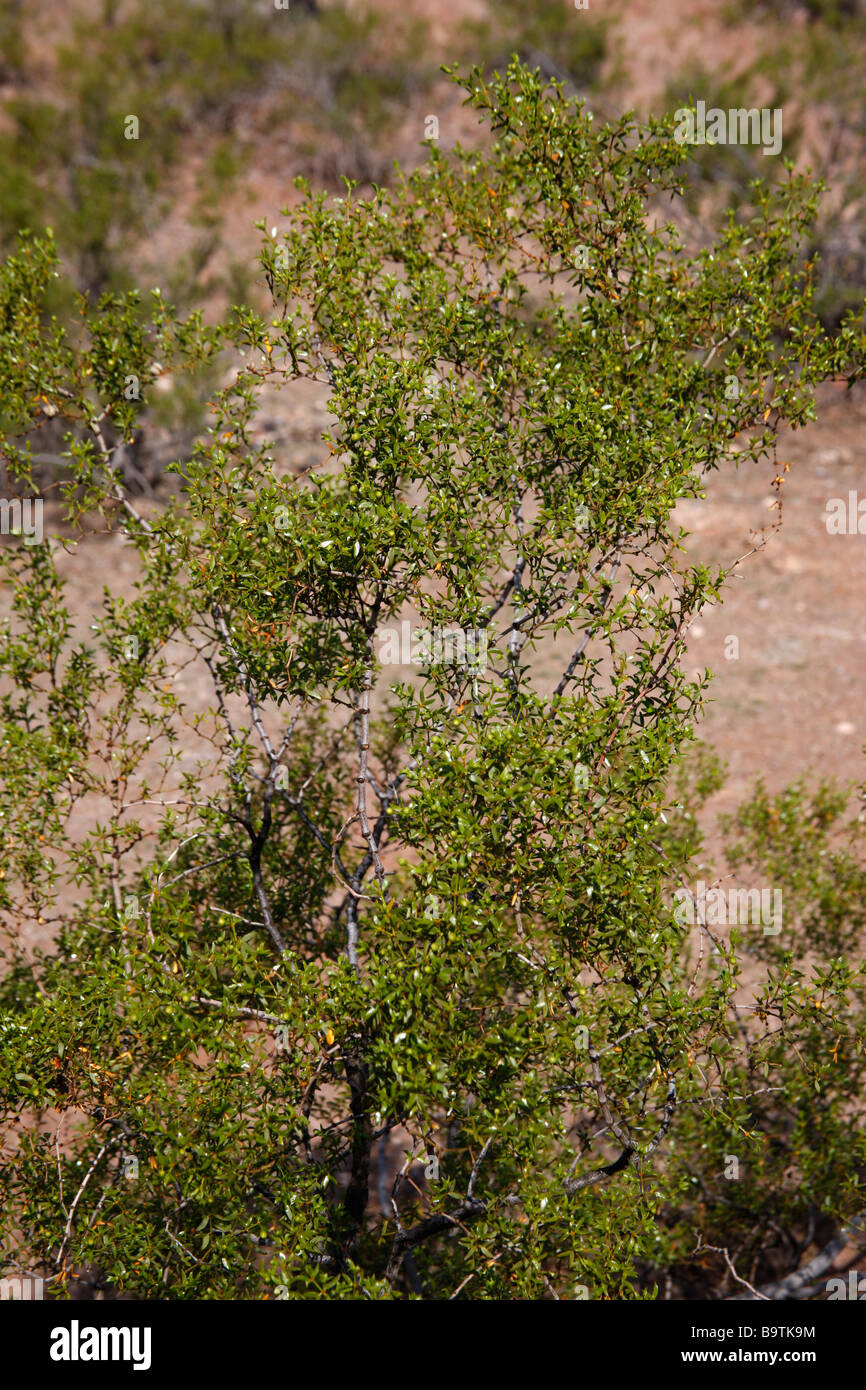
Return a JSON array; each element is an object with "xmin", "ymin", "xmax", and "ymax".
[{"xmin": 1, "ymin": 60, "xmax": 865, "ymax": 1300}]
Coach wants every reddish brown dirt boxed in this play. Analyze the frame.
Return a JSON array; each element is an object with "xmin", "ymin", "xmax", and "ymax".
[{"xmin": 681, "ymin": 381, "xmax": 866, "ymax": 823}]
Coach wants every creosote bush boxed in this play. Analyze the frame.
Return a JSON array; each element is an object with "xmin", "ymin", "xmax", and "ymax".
[{"xmin": 1, "ymin": 60, "xmax": 866, "ymax": 1300}]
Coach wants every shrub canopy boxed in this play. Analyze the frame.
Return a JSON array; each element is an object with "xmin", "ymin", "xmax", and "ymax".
[{"xmin": 1, "ymin": 60, "xmax": 865, "ymax": 1300}]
